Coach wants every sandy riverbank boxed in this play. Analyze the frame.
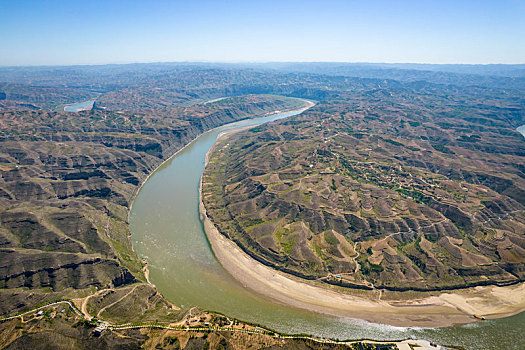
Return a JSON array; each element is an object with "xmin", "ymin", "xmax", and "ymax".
[{"xmin": 200, "ymin": 128, "xmax": 525, "ymax": 328}]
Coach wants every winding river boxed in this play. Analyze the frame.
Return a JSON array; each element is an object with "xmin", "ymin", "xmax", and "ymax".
[{"xmin": 129, "ymin": 109, "xmax": 525, "ymax": 350}]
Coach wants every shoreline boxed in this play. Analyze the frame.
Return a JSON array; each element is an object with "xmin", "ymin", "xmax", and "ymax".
[
  {"xmin": 127, "ymin": 98, "xmax": 314, "ymax": 222},
  {"xmin": 127, "ymin": 98, "xmax": 315, "ymax": 285},
  {"xmin": 199, "ymin": 127, "xmax": 525, "ymax": 329}
]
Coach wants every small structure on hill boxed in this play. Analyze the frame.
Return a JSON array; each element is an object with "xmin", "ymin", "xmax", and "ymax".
[{"xmin": 93, "ymin": 324, "xmax": 107, "ymax": 336}]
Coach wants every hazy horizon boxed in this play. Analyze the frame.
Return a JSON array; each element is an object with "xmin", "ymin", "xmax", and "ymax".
[
  {"xmin": 2, "ymin": 61, "xmax": 525, "ymax": 69},
  {"xmin": 1, "ymin": 0, "xmax": 524, "ymax": 66}
]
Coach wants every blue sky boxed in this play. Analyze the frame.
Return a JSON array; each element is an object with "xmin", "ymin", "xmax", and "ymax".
[{"xmin": 0, "ymin": 0, "xmax": 524, "ymax": 66}]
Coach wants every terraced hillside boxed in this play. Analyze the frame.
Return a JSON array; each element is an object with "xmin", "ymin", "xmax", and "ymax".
[
  {"xmin": 0, "ymin": 94, "xmax": 309, "ymax": 316},
  {"xmin": 1, "ymin": 63, "xmax": 524, "ymax": 347},
  {"xmin": 203, "ymin": 89, "xmax": 525, "ymax": 291}
]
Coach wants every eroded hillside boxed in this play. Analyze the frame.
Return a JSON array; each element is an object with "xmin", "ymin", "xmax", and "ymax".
[
  {"xmin": 203, "ymin": 89, "xmax": 525, "ymax": 291},
  {"xmin": 0, "ymin": 94, "xmax": 309, "ymax": 316}
]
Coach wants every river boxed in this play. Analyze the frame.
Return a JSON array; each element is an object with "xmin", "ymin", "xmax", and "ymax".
[
  {"xmin": 518, "ymin": 125, "xmax": 525, "ymax": 138},
  {"xmin": 64, "ymin": 100, "xmax": 94, "ymax": 112},
  {"xmin": 129, "ymin": 109, "xmax": 525, "ymax": 350}
]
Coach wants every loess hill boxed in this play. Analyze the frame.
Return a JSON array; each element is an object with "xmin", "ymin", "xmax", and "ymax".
[
  {"xmin": 1, "ymin": 63, "xmax": 524, "ymax": 347},
  {"xmin": 203, "ymin": 87, "xmax": 525, "ymax": 291},
  {"xmin": 0, "ymin": 93, "xmax": 308, "ymax": 316}
]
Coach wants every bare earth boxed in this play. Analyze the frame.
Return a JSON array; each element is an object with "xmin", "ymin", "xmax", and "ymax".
[{"xmin": 200, "ymin": 129, "xmax": 525, "ymax": 328}]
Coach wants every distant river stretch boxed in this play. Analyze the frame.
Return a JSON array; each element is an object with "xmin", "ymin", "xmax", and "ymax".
[
  {"xmin": 517, "ymin": 124, "xmax": 525, "ymax": 138},
  {"xmin": 64, "ymin": 100, "xmax": 94, "ymax": 112},
  {"xmin": 129, "ymin": 109, "xmax": 525, "ymax": 350}
]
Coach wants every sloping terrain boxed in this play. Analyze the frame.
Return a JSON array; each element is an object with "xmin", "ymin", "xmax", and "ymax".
[
  {"xmin": 0, "ymin": 304, "xmax": 397, "ymax": 350},
  {"xmin": 0, "ymin": 94, "xmax": 309, "ymax": 316},
  {"xmin": 0, "ymin": 63, "xmax": 524, "ymax": 347},
  {"xmin": 203, "ymin": 87, "xmax": 525, "ymax": 291}
]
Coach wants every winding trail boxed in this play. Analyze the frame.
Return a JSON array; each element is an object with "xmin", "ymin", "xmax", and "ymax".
[
  {"xmin": 96, "ymin": 285, "xmax": 140, "ymax": 318},
  {"xmin": 79, "ymin": 289, "xmax": 108, "ymax": 320},
  {"xmin": 0, "ymin": 298, "xmax": 435, "ymax": 349}
]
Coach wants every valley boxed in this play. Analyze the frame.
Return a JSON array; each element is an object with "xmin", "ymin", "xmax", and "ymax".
[{"xmin": 0, "ymin": 63, "xmax": 524, "ymax": 349}]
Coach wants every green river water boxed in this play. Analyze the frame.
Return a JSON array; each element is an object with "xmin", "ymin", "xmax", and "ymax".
[{"xmin": 129, "ymin": 110, "xmax": 525, "ymax": 350}]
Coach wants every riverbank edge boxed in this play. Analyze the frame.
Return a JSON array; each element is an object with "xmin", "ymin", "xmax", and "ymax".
[
  {"xmin": 127, "ymin": 98, "xmax": 315, "ymax": 222},
  {"xmin": 199, "ymin": 124, "xmax": 525, "ymax": 329},
  {"xmin": 127, "ymin": 98, "xmax": 315, "ymax": 283},
  {"xmin": 0, "ymin": 299, "xmax": 449, "ymax": 350}
]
